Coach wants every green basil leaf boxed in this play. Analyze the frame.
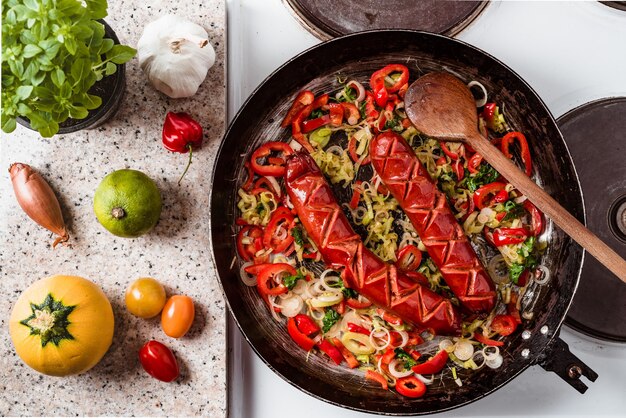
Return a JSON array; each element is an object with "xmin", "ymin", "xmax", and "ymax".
[
  {"xmin": 16, "ymin": 85, "xmax": 34, "ymax": 99},
  {"xmin": 98, "ymin": 38, "xmax": 114, "ymax": 55},
  {"xmin": 1, "ymin": 115, "xmax": 17, "ymax": 133},
  {"xmin": 31, "ymin": 70, "xmax": 46, "ymax": 86},
  {"xmin": 105, "ymin": 44, "xmax": 136, "ymax": 64},
  {"xmin": 23, "ymin": 0, "xmax": 39, "ymax": 11},
  {"xmin": 44, "ymin": 42, "xmax": 61, "ymax": 60},
  {"xmin": 17, "ymin": 103, "xmax": 31, "ymax": 115},
  {"xmin": 104, "ymin": 61, "xmax": 116, "ymax": 76},
  {"xmin": 85, "ymin": 0, "xmax": 108, "ymax": 19},
  {"xmin": 22, "ymin": 61, "xmax": 39, "ymax": 82},
  {"xmin": 69, "ymin": 105, "xmax": 88, "ymax": 119},
  {"xmin": 65, "ymin": 36, "xmax": 78, "ymax": 55},
  {"xmin": 20, "ymin": 30, "xmax": 38, "ymax": 45},
  {"xmin": 22, "ymin": 44, "xmax": 43, "ymax": 58},
  {"xmin": 8, "ymin": 60, "xmax": 24, "ymax": 77},
  {"xmin": 51, "ymin": 68, "xmax": 65, "ymax": 88},
  {"xmin": 12, "ymin": 5, "xmax": 33, "ymax": 21},
  {"xmin": 81, "ymin": 93, "xmax": 102, "ymax": 110},
  {"xmin": 70, "ymin": 58, "xmax": 89, "ymax": 83}
]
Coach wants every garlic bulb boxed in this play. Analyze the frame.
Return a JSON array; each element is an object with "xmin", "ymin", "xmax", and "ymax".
[{"xmin": 138, "ymin": 14, "xmax": 216, "ymax": 98}]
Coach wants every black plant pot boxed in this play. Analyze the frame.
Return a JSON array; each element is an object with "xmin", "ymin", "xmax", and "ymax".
[{"xmin": 17, "ymin": 20, "xmax": 127, "ymax": 135}]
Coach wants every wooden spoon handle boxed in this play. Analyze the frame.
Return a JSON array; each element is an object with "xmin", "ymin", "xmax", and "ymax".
[{"xmin": 466, "ymin": 131, "xmax": 626, "ymax": 284}]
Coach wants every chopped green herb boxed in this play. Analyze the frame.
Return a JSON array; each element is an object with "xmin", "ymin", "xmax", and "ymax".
[
  {"xmin": 518, "ymin": 236, "xmax": 536, "ymax": 258},
  {"xmin": 255, "ymin": 202, "xmax": 264, "ymax": 214},
  {"xmin": 283, "ymin": 270, "xmax": 305, "ymax": 290},
  {"xmin": 310, "ymin": 108, "xmax": 324, "ymax": 119},
  {"xmin": 509, "ymin": 263, "xmax": 525, "ymax": 283},
  {"xmin": 462, "ymin": 163, "xmax": 500, "ymax": 192},
  {"xmin": 394, "ymin": 348, "xmax": 418, "ymax": 368},
  {"xmin": 359, "ymin": 101, "xmax": 367, "ymax": 120},
  {"xmin": 502, "ymin": 201, "xmax": 526, "ymax": 221},
  {"xmin": 384, "ymin": 118, "xmax": 404, "ymax": 132},
  {"xmin": 322, "ymin": 309, "xmax": 341, "ymax": 333},
  {"xmin": 290, "ymin": 226, "xmax": 305, "ymax": 246},
  {"xmin": 510, "ymin": 237, "xmax": 539, "ymax": 283},
  {"xmin": 337, "ymin": 278, "xmax": 358, "ymax": 299}
]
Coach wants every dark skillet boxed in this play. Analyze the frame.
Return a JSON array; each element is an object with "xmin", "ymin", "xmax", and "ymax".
[{"xmin": 210, "ymin": 30, "xmax": 596, "ymax": 415}]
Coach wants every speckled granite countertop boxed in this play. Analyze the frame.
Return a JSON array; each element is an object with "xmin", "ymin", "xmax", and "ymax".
[{"xmin": 0, "ymin": 1, "xmax": 227, "ymax": 416}]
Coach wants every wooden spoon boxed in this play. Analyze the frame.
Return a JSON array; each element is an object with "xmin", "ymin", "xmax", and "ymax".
[{"xmin": 405, "ymin": 71, "xmax": 626, "ymax": 284}]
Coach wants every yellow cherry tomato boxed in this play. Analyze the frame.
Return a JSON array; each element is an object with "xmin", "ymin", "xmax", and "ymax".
[
  {"xmin": 125, "ymin": 277, "xmax": 166, "ymax": 318},
  {"xmin": 161, "ymin": 295, "xmax": 195, "ymax": 338}
]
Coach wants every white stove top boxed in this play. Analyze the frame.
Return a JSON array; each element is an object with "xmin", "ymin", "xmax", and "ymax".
[{"xmin": 225, "ymin": 1, "xmax": 626, "ymax": 416}]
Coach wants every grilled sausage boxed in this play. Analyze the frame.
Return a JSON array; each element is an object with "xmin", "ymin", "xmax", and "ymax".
[
  {"xmin": 285, "ymin": 152, "xmax": 461, "ymax": 335},
  {"xmin": 370, "ymin": 132, "xmax": 497, "ymax": 313}
]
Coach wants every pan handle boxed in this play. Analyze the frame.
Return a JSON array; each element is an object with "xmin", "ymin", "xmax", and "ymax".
[{"xmin": 537, "ymin": 335, "xmax": 598, "ymax": 393}]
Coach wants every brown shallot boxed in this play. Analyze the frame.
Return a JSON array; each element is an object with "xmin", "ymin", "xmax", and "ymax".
[{"xmin": 9, "ymin": 163, "xmax": 69, "ymax": 247}]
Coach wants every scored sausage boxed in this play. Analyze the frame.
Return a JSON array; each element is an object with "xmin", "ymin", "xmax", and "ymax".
[
  {"xmin": 370, "ymin": 132, "xmax": 497, "ymax": 313},
  {"xmin": 285, "ymin": 152, "xmax": 461, "ymax": 335}
]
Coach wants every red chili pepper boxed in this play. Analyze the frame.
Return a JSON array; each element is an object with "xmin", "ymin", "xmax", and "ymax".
[
  {"xmin": 395, "ymin": 376, "xmax": 427, "ymax": 398},
  {"xmin": 257, "ymin": 263, "xmax": 293, "ymax": 296},
  {"xmin": 250, "ymin": 142, "xmax": 294, "ymax": 177},
  {"xmin": 346, "ymin": 296, "xmax": 373, "ymax": 309},
  {"xmin": 411, "ymin": 349, "xmax": 449, "ymax": 375},
  {"xmin": 439, "ymin": 141, "xmax": 460, "ymax": 160},
  {"xmin": 294, "ymin": 314, "xmax": 320, "ymax": 336},
  {"xmin": 317, "ymin": 338, "xmax": 344, "ymax": 365},
  {"xmin": 500, "ymin": 131, "xmax": 532, "ymax": 177},
  {"xmin": 370, "ymin": 64, "xmax": 409, "ymax": 107},
  {"xmin": 473, "ymin": 182, "xmax": 508, "ymax": 209},
  {"xmin": 474, "ymin": 332, "xmax": 504, "ymax": 347},
  {"xmin": 523, "ymin": 200, "xmax": 544, "ymax": 236},
  {"xmin": 491, "ymin": 314, "xmax": 518, "ymax": 336},
  {"xmin": 287, "ymin": 317, "xmax": 316, "ymax": 351},
  {"xmin": 347, "ymin": 322, "xmax": 370, "ymax": 336},
  {"xmin": 281, "ymin": 90, "xmax": 315, "ymax": 128},
  {"xmin": 365, "ymin": 370, "xmax": 388, "ymax": 390},
  {"xmin": 340, "ymin": 102, "xmax": 360, "ymax": 125},
  {"xmin": 162, "ymin": 112, "xmax": 203, "ymax": 184},
  {"xmin": 492, "ymin": 227, "xmax": 529, "ymax": 246},
  {"xmin": 468, "ymin": 153, "xmax": 483, "ymax": 174},
  {"xmin": 331, "ymin": 337, "xmax": 359, "ymax": 368},
  {"xmin": 396, "ymin": 244, "xmax": 422, "ymax": 271},
  {"xmin": 348, "ymin": 135, "xmax": 371, "ymax": 165},
  {"xmin": 262, "ymin": 207, "xmax": 295, "ymax": 253},
  {"xmin": 349, "ymin": 180, "xmax": 362, "ymax": 209}
]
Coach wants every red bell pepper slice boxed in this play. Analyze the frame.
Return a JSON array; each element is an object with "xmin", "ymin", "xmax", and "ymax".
[
  {"xmin": 365, "ymin": 370, "xmax": 388, "ymax": 390},
  {"xmin": 262, "ymin": 207, "xmax": 295, "ymax": 253},
  {"xmin": 257, "ymin": 263, "xmax": 294, "ymax": 296},
  {"xmin": 474, "ymin": 332, "xmax": 504, "ymax": 347},
  {"xmin": 370, "ymin": 64, "xmax": 409, "ymax": 107},
  {"xmin": 364, "ymin": 91, "xmax": 379, "ymax": 121},
  {"xmin": 377, "ymin": 309, "xmax": 403, "ymax": 326},
  {"xmin": 348, "ymin": 135, "xmax": 371, "ymax": 165},
  {"xmin": 347, "ymin": 322, "xmax": 370, "ymax": 336},
  {"xmin": 494, "ymin": 189, "xmax": 509, "ymax": 203},
  {"xmin": 349, "ymin": 180, "xmax": 362, "ymax": 209},
  {"xmin": 523, "ymin": 200, "xmax": 544, "ymax": 236},
  {"xmin": 317, "ymin": 339, "xmax": 343, "ymax": 365},
  {"xmin": 411, "ymin": 349, "xmax": 449, "ymax": 375},
  {"xmin": 250, "ymin": 142, "xmax": 294, "ymax": 177},
  {"xmin": 395, "ymin": 376, "xmax": 427, "ymax": 398},
  {"xmin": 439, "ymin": 141, "xmax": 460, "ymax": 160},
  {"xmin": 291, "ymin": 94, "xmax": 329, "ymax": 152},
  {"xmin": 346, "ymin": 296, "xmax": 373, "ymax": 309},
  {"xmin": 327, "ymin": 103, "xmax": 344, "ymax": 126},
  {"xmin": 473, "ymin": 182, "xmax": 508, "ymax": 209},
  {"xmin": 340, "ymin": 102, "xmax": 360, "ymax": 125},
  {"xmin": 236, "ymin": 226, "xmax": 264, "ymax": 261},
  {"xmin": 301, "ymin": 114, "xmax": 331, "ymax": 133},
  {"xmin": 381, "ymin": 348, "xmax": 396, "ymax": 365},
  {"xmin": 294, "ymin": 314, "xmax": 320, "ymax": 336},
  {"xmin": 501, "ymin": 131, "xmax": 532, "ymax": 177},
  {"xmin": 492, "ymin": 227, "xmax": 529, "ymax": 247},
  {"xmin": 244, "ymin": 262, "xmax": 273, "ymax": 276},
  {"xmin": 491, "ymin": 314, "xmax": 518, "ymax": 336},
  {"xmin": 331, "ymin": 337, "xmax": 359, "ymax": 368},
  {"xmin": 242, "ymin": 161, "xmax": 255, "ymax": 191},
  {"xmin": 253, "ymin": 176, "xmax": 280, "ymax": 197},
  {"xmin": 287, "ymin": 317, "xmax": 316, "ymax": 351},
  {"xmin": 281, "ymin": 90, "xmax": 315, "ymax": 128},
  {"xmin": 396, "ymin": 244, "xmax": 422, "ymax": 271},
  {"xmin": 453, "ymin": 159, "xmax": 464, "ymax": 181},
  {"xmin": 468, "ymin": 153, "xmax": 483, "ymax": 174}
]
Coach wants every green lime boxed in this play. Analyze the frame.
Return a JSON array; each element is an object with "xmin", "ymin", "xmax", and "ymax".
[{"xmin": 93, "ymin": 169, "xmax": 162, "ymax": 238}]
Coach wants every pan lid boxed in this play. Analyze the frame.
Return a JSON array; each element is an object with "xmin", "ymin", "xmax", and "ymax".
[
  {"xmin": 282, "ymin": 0, "xmax": 488, "ymax": 40},
  {"xmin": 559, "ymin": 97, "xmax": 626, "ymax": 342}
]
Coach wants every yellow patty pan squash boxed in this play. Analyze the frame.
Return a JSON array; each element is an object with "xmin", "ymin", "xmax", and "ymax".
[{"xmin": 9, "ymin": 275, "xmax": 114, "ymax": 376}]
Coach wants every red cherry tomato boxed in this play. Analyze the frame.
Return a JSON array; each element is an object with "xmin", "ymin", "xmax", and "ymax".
[
  {"xmin": 139, "ymin": 340, "xmax": 179, "ymax": 382},
  {"xmin": 161, "ymin": 295, "xmax": 195, "ymax": 338}
]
